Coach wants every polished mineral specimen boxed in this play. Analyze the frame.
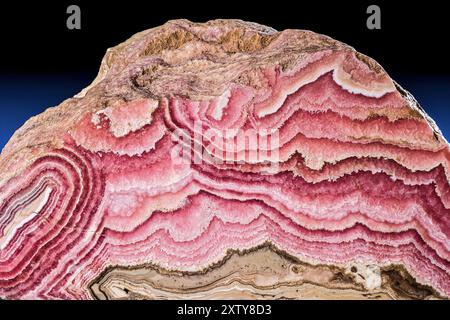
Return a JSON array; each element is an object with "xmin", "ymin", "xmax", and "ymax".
[{"xmin": 0, "ymin": 19, "xmax": 449, "ymax": 299}]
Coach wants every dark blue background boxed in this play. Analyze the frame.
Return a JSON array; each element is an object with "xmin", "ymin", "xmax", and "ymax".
[
  {"xmin": 0, "ymin": 73, "xmax": 94, "ymax": 149},
  {"xmin": 394, "ymin": 75, "xmax": 450, "ymax": 141}
]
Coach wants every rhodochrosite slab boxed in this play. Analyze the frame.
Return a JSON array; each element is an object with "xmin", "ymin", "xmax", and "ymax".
[{"xmin": 0, "ymin": 19, "xmax": 449, "ymax": 300}]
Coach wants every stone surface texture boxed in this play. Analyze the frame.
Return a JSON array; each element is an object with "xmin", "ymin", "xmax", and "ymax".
[{"xmin": 0, "ymin": 19, "xmax": 449, "ymax": 299}]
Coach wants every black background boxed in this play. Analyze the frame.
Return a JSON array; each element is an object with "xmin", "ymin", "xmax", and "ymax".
[
  {"xmin": 0, "ymin": 300, "xmax": 446, "ymax": 318},
  {"xmin": 0, "ymin": 0, "xmax": 448, "ymax": 78}
]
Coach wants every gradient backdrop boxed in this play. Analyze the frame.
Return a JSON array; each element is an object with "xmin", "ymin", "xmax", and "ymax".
[{"xmin": 1, "ymin": 1, "xmax": 449, "ymax": 150}]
